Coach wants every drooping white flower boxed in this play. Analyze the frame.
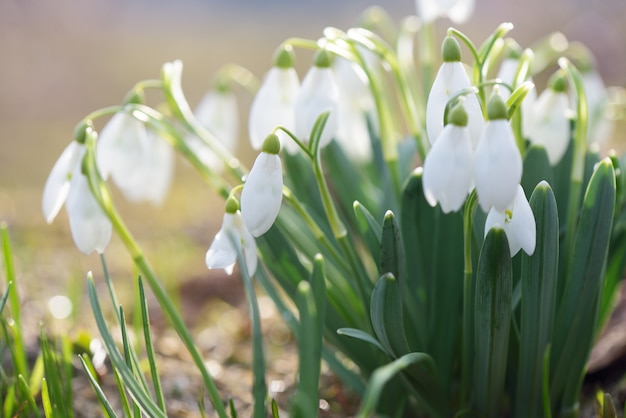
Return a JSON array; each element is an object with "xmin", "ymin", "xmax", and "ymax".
[
  {"xmin": 249, "ymin": 46, "xmax": 300, "ymax": 154},
  {"xmin": 474, "ymin": 92, "xmax": 523, "ymax": 212},
  {"xmin": 526, "ymin": 71, "xmax": 571, "ymax": 165},
  {"xmin": 416, "ymin": 0, "xmax": 475, "ymax": 25},
  {"xmin": 332, "ymin": 56, "xmax": 377, "ymax": 163},
  {"xmin": 240, "ymin": 134, "xmax": 283, "ymax": 237},
  {"xmin": 206, "ymin": 207, "xmax": 258, "ymax": 276},
  {"xmin": 422, "ymin": 103, "xmax": 474, "ymax": 213},
  {"xmin": 485, "ymin": 184, "xmax": 536, "ymax": 256},
  {"xmin": 195, "ymin": 87, "xmax": 239, "ymax": 154},
  {"xmin": 96, "ymin": 112, "xmax": 174, "ymax": 205},
  {"xmin": 42, "ymin": 138, "xmax": 112, "ymax": 254},
  {"xmin": 293, "ymin": 49, "xmax": 339, "ymax": 149},
  {"xmin": 426, "ymin": 36, "xmax": 484, "ymax": 148}
]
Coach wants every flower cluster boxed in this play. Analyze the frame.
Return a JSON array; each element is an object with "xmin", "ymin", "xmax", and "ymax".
[{"xmin": 422, "ymin": 36, "xmax": 535, "ymax": 256}]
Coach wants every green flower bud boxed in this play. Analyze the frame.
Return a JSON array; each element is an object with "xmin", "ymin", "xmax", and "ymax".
[
  {"xmin": 548, "ymin": 70, "xmax": 568, "ymax": 93},
  {"xmin": 442, "ymin": 36, "xmax": 461, "ymax": 62},
  {"xmin": 313, "ymin": 49, "xmax": 333, "ymax": 68},
  {"xmin": 261, "ymin": 133, "xmax": 281, "ymax": 154},
  {"xmin": 73, "ymin": 120, "xmax": 93, "ymax": 145},
  {"xmin": 448, "ymin": 103, "xmax": 468, "ymax": 127},
  {"xmin": 225, "ymin": 195, "xmax": 240, "ymax": 214},
  {"xmin": 487, "ymin": 92, "xmax": 508, "ymax": 120},
  {"xmin": 274, "ymin": 45, "xmax": 295, "ymax": 69}
]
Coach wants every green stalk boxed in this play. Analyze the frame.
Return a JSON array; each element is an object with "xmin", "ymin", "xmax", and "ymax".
[
  {"xmin": 82, "ymin": 131, "xmax": 228, "ymax": 418},
  {"xmin": 461, "ymin": 191, "xmax": 478, "ymax": 404}
]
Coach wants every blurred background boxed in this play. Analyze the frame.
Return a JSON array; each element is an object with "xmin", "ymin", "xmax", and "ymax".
[{"xmin": 1, "ymin": 0, "xmax": 626, "ymax": 313}]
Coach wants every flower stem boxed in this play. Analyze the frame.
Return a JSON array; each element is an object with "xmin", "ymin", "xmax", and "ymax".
[{"xmin": 82, "ymin": 131, "xmax": 229, "ymax": 418}]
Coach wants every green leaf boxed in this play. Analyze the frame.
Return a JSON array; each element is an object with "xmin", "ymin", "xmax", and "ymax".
[
  {"xmin": 79, "ymin": 355, "xmax": 118, "ymax": 418},
  {"xmin": 292, "ymin": 280, "xmax": 322, "ymax": 418},
  {"xmin": 474, "ymin": 227, "xmax": 513, "ymax": 418},
  {"xmin": 17, "ymin": 374, "xmax": 41, "ymax": 418},
  {"xmin": 0, "ymin": 282, "xmax": 10, "ymax": 314},
  {"xmin": 515, "ymin": 181, "xmax": 559, "ymax": 417},
  {"xmin": 380, "ymin": 211, "xmax": 406, "ymax": 286},
  {"xmin": 356, "ymin": 352, "xmax": 443, "ymax": 418},
  {"xmin": 353, "ymin": 201, "xmax": 382, "ymax": 266},
  {"xmin": 370, "ymin": 273, "xmax": 410, "ymax": 358},
  {"xmin": 551, "ymin": 159, "xmax": 616, "ymax": 412},
  {"xmin": 87, "ymin": 275, "xmax": 167, "ymax": 418},
  {"xmin": 521, "ymin": 145, "xmax": 554, "ymax": 201},
  {"xmin": 336, "ymin": 328, "xmax": 388, "ymax": 355}
]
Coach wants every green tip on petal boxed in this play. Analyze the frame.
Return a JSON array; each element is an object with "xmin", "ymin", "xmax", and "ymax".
[
  {"xmin": 548, "ymin": 70, "xmax": 568, "ymax": 93},
  {"xmin": 448, "ymin": 103, "xmax": 468, "ymax": 127},
  {"xmin": 261, "ymin": 133, "xmax": 281, "ymax": 154},
  {"xmin": 314, "ymin": 49, "xmax": 333, "ymax": 68},
  {"xmin": 504, "ymin": 43, "xmax": 522, "ymax": 60},
  {"xmin": 442, "ymin": 36, "xmax": 461, "ymax": 62},
  {"xmin": 74, "ymin": 120, "xmax": 92, "ymax": 145},
  {"xmin": 274, "ymin": 45, "xmax": 295, "ymax": 69},
  {"xmin": 487, "ymin": 92, "xmax": 508, "ymax": 120},
  {"xmin": 225, "ymin": 196, "xmax": 240, "ymax": 214}
]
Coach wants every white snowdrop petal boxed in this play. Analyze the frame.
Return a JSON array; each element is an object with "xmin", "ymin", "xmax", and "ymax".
[
  {"xmin": 422, "ymin": 124, "xmax": 473, "ymax": 212},
  {"xmin": 42, "ymin": 141, "xmax": 84, "ymax": 224},
  {"xmin": 447, "ymin": 0, "xmax": 475, "ymax": 23},
  {"xmin": 527, "ymin": 90, "xmax": 570, "ymax": 165},
  {"xmin": 249, "ymin": 67, "xmax": 300, "ymax": 152},
  {"xmin": 65, "ymin": 174, "xmax": 112, "ymax": 254},
  {"xmin": 205, "ymin": 230, "xmax": 237, "ymax": 273},
  {"xmin": 415, "ymin": 0, "xmax": 441, "ymax": 23},
  {"xmin": 241, "ymin": 153, "xmax": 283, "ymax": 237},
  {"xmin": 294, "ymin": 67, "xmax": 339, "ymax": 148},
  {"xmin": 195, "ymin": 90, "xmax": 239, "ymax": 153},
  {"xmin": 511, "ymin": 187, "xmax": 536, "ymax": 255},
  {"xmin": 96, "ymin": 112, "xmax": 148, "ymax": 185},
  {"xmin": 474, "ymin": 120, "xmax": 522, "ymax": 212}
]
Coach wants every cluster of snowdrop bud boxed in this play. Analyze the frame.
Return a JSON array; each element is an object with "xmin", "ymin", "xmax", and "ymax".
[
  {"xmin": 42, "ymin": 124, "xmax": 112, "ymax": 254},
  {"xmin": 206, "ymin": 134, "xmax": 284, "ymax": 275},
  {"xmin": 423, "ymin": 35, "xmax": 535, "ymax": 256}
]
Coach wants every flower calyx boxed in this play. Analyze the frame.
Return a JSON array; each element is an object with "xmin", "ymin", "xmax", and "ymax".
[
  {"xmin": 274, "ymin": 44, "xmax": 295, "ymax": 69},
  {"xmin": 442, "ymin": 36, "xmax": 461, "ymax": 62},
  {"xmin": 261, "ymin": 133, "xmax": 281, "ymax": 155}
]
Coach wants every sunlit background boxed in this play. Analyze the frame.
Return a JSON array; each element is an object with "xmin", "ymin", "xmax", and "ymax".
[{"xmin": 1, "ymin": 0, "xmax": 625, "ymax": 310}]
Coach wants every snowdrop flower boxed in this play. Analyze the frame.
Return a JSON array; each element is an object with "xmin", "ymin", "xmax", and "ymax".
[
  {"xmin": 294, "ymin": 49, "xmax": 339, "ymax": 149},
  {"xmin": 195, "ymin": 84, "xmax": 239, "ymax": 153},
  {"xmin": 416, "ymin": 0, "xmax": 474, "ymax": 25},
  {"xmin": 42, "ymin": 135, "xmax": 112, "ymax": 254},
  {"xmin": 249, "ymin": 46, "xmax": 300, "ymax": 154},
  {"xmin": 205, "ymin": 197, "xmax": 257, "ymax": 276},
  {"xmin": 96, "ymin": 112, "xmax": 174, "ymax": 205},
  {"xmin": 526, "ymin": 71, "xmax": 571, "ymax": 165},
  {"xmin": 485, "ymin": 184, "xmax": 536, "ymax": 256},
  {"xmin": 240, "ymin": 134, "xmax": 283, "ymax": 237},
  {"xmin": 332, "ymin": 56, "xmax": 376, "ymax": 163},
  {"xmin": 581, "ymin": 66, "xmax": 613, "ymax": 145},
  {"xmin": 426, "ymin": 36, "xmax": 484, "ymax": 148},
  {"xmin": 422, "ymin": 103, "xmax": 474, "ymax": 212},
  {"xmin": 474, "ymin": 91, "xmax": 523, "ymax": 212}
]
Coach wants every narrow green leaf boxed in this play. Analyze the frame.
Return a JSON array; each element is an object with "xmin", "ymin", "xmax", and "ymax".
[
  {"xmin": 0, "ymin": 282, "xmax": 11, "ymax": 314},
  {"xmin": 228, "ymin": 398, "xmax": 237, "ymax": 418},
  {"xmin": 380, "ymin": 211, "xmax": 406, "ymax": 285},
  {"xmin": 87, "ymin": 275, "xmax": 167, "ymax": 418},
  {"xmin": 521, "ymin": 145, "xmax": 554, "ymax": 201},
  {"xmin": 292, "ymin": 280, "xmax": 322, "ymax": 418},
  {"xmin": 516, "ymin": 181, "xmax": 559, "ymax": 417},
  {"xmin": 41, "ymin": 378, "xmax": 54, "ymax": 418},
  {"xmin": 138, "ymin": 277, "xmax": 166, "ymax": 412},
  {"xmin": 336, "ymin": 328, "xmax": 388, "ymax": 354},
  {"xmin": 271, "ymin": 399, "xmax": 280, "ymax": 418},
  {"xmin": 79, "ymin": 355, "xmax": 118, "ymax": 418},
  {"xmin": 17, "ymin": 374, "xmax": 41, "ymax": 418},
  {"xmin": 474, "ymin": 227, "xmax": 513, "ymax": 417},
  {"xmin": 353, "ymin": 201, "xmax": 382, "ymax": 266},
  {"xmin": 370, "ymin": 273, "xmax": 410, "ymax": 358},
  {"xmin": 356, "ymin": 352, "xmax": 441, "ymax": 418},
  {"xmin": 551, "ymin": 159, "xmax": 616, "ymax": 411}
]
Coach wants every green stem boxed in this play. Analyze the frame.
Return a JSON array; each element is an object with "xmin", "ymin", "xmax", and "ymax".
[
  {"xmin": 559, "ymin": 58, "xmax": 588, "ymax": 263},
  {"xmin": 82, "ymin": 132, "xmax": 229, "ymax": 418},
  {"xmin": 461, "ymin": 191, "xmax": 478, "ymax": 404}
]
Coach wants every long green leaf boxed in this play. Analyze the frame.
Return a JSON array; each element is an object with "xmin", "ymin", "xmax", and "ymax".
[
  {"xmin": 370, "ymin": 273, "xmax": 410, "ymax": 358},
  {"xmin": 380, "ymin": 211, "xmax": 406, "ymax": 285},
  {"xmin": 17, "ymin": 374, "xmax": 41, "ymax": 418},
  {"xmin": 353, "ymin": 201, "xmax": 382, "ymax": 266},
  {"xmin": 336, "ymin": 328, "xmax": 388, "ymax": 355},
  {"xmin": 87, "ymin": 275, "xmax": 167, "ymax": 418},
  {"xmin": 0, "ymin": 282, "xmax": 10, "ymax": 314},
  {"xmin": 515, "ymin": 181, "xmax": 559, "ymax": 417},
  {"xmin": 551, "ymin": 158, "xmax": 616, "ymax": 413},
  {"xmin": 474, "ymin": 227, "xmax": 512, "ymax": 418},
  {"xmin": 79, "ymin": 355, "xmax": 118, "ymax": 418}
]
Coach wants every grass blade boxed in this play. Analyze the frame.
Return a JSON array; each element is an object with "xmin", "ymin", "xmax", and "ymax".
[
  {"xmin": 79, "ymin": 354, "xmax": 118, "ymax": 418},
  {"xmin": 17, "ymin": 374, "xmax": 41, "ymax": 418}
]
